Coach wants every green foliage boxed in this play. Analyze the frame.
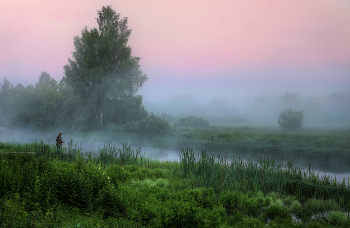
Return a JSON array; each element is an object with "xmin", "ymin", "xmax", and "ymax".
[
  {"xmin": 278, "ymin": 108, "xmax": 305, "ymax": 130},
  {"xmin": 0, "ymin": 5, "xmax": 149, "ymax": 131},
  {"xmin": 153, "ymin": 168, "xmax": 165, "ymax": 178},
  {"xmin": 0, "ymin": 193, "xmax": 29, "ymax": 227},
  {"xmin": 110, "ymin": 95, "xmax": 149, "ymax": 125},
  {"xmin": 161, "ymin": 200, "xmax": 204, "ymax": 227},
  {"xmin": 265, "ymin": 199, "xmax": 290, "ymax": 220},
  {"xmin": 0, "ymin": 77, "xmax": 13, "ymax": 126},
  {"xmin": 2, "ymin": 73, "xmax": 66, "ymax": 129},
  {"xmin": 63, "ymin": 5, "xmax": 147, "ymax": 127},
  {"xmin": 328, "ymin": 211, "xmax": 350, "ymax": 227},
  {"xmin": 174, "ymin": 115, "xmax": 210, "ymax": 128},
  {"xmin": 94, "ymin": 183, "xmax": 125, "ymax": 219},
  {"xmin": 106, "ymin": 163, "xmax": 145, "ymax": 184},
  {"xmin": 123, "ymin": 113, "xmax": 171, "ymax": 134},
  {"xmin": 1, "ymin": 140, "xmax": 350, "ymax": 227},
  {"xmin": 29, "ymin": 72, "xmax": 63, "ymax": 129},
  {"xmin": 219, "ymin": 190, "xmax": 264, "ymax": 218},
  {"xmin": 285, "ymin": 180, "xmax": 350, "ymax": 206}
]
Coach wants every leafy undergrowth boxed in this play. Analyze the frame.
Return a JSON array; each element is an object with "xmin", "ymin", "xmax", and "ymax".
[{"xmin": 1, "ymin": 142, "xmax": 350, "ymax": 227}]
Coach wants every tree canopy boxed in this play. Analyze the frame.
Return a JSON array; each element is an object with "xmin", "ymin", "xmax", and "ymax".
[
  {"xmin": 63, "ymin": 5, "xmax": 148, "ymax": 127},
  {"xmin": 0, "ymin": 6, "xmax": 152, "ymax": 131}
]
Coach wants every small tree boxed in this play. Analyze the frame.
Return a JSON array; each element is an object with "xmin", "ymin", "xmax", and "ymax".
[{"xmin": 277, "ymin": 108, "xmax": 304, "ymax": 130}]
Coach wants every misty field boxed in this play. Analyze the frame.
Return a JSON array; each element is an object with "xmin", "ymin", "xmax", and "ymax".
[{"xmin": 1, "ymin": 127, "xmax": 350, "ymax": 227}]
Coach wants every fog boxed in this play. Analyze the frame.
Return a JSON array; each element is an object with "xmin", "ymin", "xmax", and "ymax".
[
  {"xmin": 140, "ymin": 84, "xmax": 350, "ymax": 128},
  {"xmin": 1, "ymin": 66, "xmax": 350, "ymax": 186},
  {"xmin": 1, "ymin": 79, "xmax": 350, "ymax": 184}
]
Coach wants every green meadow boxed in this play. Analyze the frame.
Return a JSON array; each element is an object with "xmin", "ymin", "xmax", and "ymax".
[{"xmin": 1, "ymin": 127, "xmax": 350, "ymax": 227}]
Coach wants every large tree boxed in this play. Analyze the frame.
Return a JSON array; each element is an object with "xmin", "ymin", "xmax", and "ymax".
[{"xmin": 63, "ymin": 5, "xmax": 148, "ymax": 127}]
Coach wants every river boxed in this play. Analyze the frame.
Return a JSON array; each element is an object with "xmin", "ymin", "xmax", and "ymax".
[{"xmin": 2, "ymin": 128, "xmax": 350, "ymax": 186}]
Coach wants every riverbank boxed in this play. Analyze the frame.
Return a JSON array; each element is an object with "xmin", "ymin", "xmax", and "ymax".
[
  {"xmin": 1, "ymin": 126, "xmax": 350, "ymax": 185},
  {"xmin": 1, "ymin": 141, "xmax": 349, "ymax": 227}
]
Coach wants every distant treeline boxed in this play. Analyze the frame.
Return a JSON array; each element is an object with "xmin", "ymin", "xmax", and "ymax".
[{"xmin": 0, "ymin": 74, "xmax": 148, "ymax": 131}]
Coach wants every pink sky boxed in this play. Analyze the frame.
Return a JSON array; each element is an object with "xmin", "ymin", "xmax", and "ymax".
[{"xmin": 1, "ymin": 0, "xmax": 350, "ymax": 96}]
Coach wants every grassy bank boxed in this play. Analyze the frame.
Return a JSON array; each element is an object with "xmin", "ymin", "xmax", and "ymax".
[
  {"xmin": 1, "ymin": 141, "xmax": 350, "ymax": 227},
  {"xmin": 169, "ymin": 127, "xmax": 350, "ymax": 173}
]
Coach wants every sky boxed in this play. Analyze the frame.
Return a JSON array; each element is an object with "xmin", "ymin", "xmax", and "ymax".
[{"xmin": 1, "ymin": 0, "xmax": 350, "ymax": 104}]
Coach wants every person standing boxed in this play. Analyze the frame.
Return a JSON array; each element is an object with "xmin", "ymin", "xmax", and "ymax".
[{"xmin": 56, "ymin": 133, "xmax": 64, "ymax": 153}]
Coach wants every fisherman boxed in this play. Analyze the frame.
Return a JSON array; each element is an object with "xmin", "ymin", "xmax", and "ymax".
[{"xmin": 56, "ymin": 133, "xmax": 64, "ymax": 153}]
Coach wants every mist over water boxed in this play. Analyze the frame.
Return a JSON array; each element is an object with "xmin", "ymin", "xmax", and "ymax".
[
  {"xmin": 1, "ymin": 70, "xmax": 350, "ymax": 185},
  {"xmin": 2, "ymin": 123, "xmax": 349, "ymax": 186}
]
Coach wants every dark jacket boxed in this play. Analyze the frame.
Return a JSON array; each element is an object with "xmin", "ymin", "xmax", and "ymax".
[{"xmin": 56, "ymin": 135, "xmax": 63, "ymax": 146}]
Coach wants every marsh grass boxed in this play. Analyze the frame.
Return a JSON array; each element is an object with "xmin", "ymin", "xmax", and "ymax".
[
  {"xmin": 173, "ymin": 127, "xmax": 350, "ymax": 177},
  {"xmin": 178, "ymin": 148, "xmax": 350, "ymax": 205},
  {"xmin": 1, "ymin": 140, "xmax": 350, "ymax": 227}
]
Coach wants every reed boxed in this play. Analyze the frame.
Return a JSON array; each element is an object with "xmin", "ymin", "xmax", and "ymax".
[
  {"xmin": 177, "ymin": 147, "xmax": 350, "ymax": 208},
  {"xmin": 1, "ymin": 140, "xmax": 349, "ymax": 207}
]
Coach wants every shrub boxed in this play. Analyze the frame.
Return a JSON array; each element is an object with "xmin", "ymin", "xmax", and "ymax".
[
  {"xmin": 49, "ymin": 164, "xmax": 92, "ymax": 210},
  {"xmin": 107, "ymin": 164, "xmax": 138, "ymax": 183},
  {"xmin": 227, "ymin": 211, "xmax": 244, "ymax": 225},
  {"xmin": 131, "ymin": 178, "xmax": 169, "ymax": 189},
  {"xmin": 152, "ymin": 168, "xmax": 165, "ymax": 178},
  {"xmin": 328, "ymin": 211, "xmax": 349, "ymax": 226},
  {"xmin": 0, "ymin": 193, "xmax": 29, "ymax": 227},
  {"xmin": 219, "ymin": 190, "xmax": 245, "ymax": 212},
  {"xmin": 94, "ymin": 183, "xmax": 125, "ymax": 219},
  {"xmin": 203, "ymin": 205, "xmax": 226, "ymax": 227},
  {"xmin": 174, "ymin": 116, "xmax": 210, "ymax": 128},
  {"xmin": 277, "ymin": 108, "xmax": 304, "ymax": 130},
  {"xmin": 161, "ymin": 200, "xmax": 204, "ymax": 227},
  {"xmin": 124, "ymin": 113, "xmax": 171, "ymax": 134},
  {"xmin": 265, "ymin": 199, "xmax": 290, "ymax": 220}
]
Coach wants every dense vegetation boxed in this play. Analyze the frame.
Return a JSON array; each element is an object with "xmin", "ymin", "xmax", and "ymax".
[
  {"xmin": 1, "ymin": 4, "xmax": 349, "ymax": 226},
  {"xmin": 1, "ymin": 139, "xmax": 350, "ymax": 227},
  {"xmin": 0, "ymin": 6, "xmax": 148, "ymax": 131}
]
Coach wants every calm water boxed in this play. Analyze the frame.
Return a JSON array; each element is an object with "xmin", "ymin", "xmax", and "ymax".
[{"xmin": 2, "ymin": 128, "xmax": 350, "ymax": 186}]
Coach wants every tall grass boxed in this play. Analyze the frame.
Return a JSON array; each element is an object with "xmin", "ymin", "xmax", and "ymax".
[
  {"xmin": 2, "ymin": 140, "xmax": 349, "ymax": 196},
  {"xmin": 178, "ymin": 148, "xmax": 350, "ymax": 209},
  {"xmin": 1, "ymin": 140, "xmax": 350, "ymax": 227}
]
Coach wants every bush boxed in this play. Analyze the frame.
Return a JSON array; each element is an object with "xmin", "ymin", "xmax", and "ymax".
[
  {"xmin": 265, "ymin": 199, "xmax": 290, "ymax": 220},
  {"xmin": 277, "ymin": 108, "xmax": 304, "ymax": 130},
  {"xmin": 0, "ymin": 193, "xmax": 29, "ymax": 227},
  {"xmin": 94, "ymin": 183, "xmax": 126, "ymax": 219},
  {"xmin": 161, "ymin": 200, "xmax": 204, "ymax": 227},
  {"xmin": 123, "ymin": 113, "xmax": 171, "ymax": 134},
  {"xmin": 107, "ymin": 164, "xmax": 142, "ymax": 183},
  {"xmin": 328, "ymin": 211, "xmax": 349, "ymax": 226},
  {"xmin": 174, "ymin": 116, "xmax": 210, "ymax": 128}
]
